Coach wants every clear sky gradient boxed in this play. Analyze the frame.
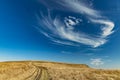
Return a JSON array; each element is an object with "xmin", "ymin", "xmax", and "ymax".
[{"xmin": 0, "ymin": 0, "xmax": 120, "ymax": 69}]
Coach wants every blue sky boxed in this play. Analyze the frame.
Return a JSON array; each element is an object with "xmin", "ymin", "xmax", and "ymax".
[{"xmin": 0, "ymin": 0, "xmax": 120, "ymax": 69}]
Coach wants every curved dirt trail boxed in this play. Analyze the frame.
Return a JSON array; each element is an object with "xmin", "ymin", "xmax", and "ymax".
[
  {"xmin": 9, "ymin": 63, "xmax": 50, "ymax": 80},
  {"xmin": 39, "ymin": 68, "xmax": 50, "ymax": 80},
  {"xmin": 25, "ymin": 64, "xmax": 50, "ymax": 80},
  {"xmin": 1, "ymin": 61, "xmax": 120, "ymax": 80}
]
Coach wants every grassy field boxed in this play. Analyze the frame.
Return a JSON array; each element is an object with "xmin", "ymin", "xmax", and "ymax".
[{"xmin": 0, "ymin": 61, "xmax": 120, "ymax": 80}]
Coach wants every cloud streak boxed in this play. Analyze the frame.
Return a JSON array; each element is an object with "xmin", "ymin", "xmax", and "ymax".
[
  {"xmin": 90, "ymin": 58, "xmax": 104, "ymax": 66},
  {"xmin": 90, "ymin": 19, "xmax": 115, "ymax": 37},
  {"xmin": 37, "ymin": 0, "xmax": 115, "ymax": 48}
]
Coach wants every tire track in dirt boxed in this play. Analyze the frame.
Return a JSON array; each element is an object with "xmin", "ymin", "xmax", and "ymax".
[
  {"xmin": 25, "ymin": 63, "xmax": 50, "ymax": 80},
  {"xmin": 39, "ymin": 67, "xmax": 50, "ymax": 80},
  {"xmin": 24, "ymin": 67, "xmax": 39, "ymax": 80}
]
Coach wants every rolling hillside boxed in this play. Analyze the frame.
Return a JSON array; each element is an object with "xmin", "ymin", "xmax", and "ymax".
[{"xmin": 0, "ymin": 61, "xmax": 120, "ymax": 80}]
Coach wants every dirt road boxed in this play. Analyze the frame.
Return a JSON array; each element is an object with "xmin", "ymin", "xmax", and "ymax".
[
  {"xmin": 25, "ymin": 64, "xmax": 50, "ymax": 80},
  {"xmin": 8, "ymin": 63, "xmax": 50, "ymax": 80},
  {"xmin": 1, "ymin": 61, "xmax": 120, "ymax": 80}
]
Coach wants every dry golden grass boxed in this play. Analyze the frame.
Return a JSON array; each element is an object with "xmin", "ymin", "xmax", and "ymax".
[{"xmin": 0, "ymin": 61, "xmax": 120, "ymax": 80}]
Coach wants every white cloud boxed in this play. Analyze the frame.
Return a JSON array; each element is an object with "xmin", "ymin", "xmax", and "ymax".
[
  {"xmin": 55, "ymin": 16, "xmax": 108, "ymax": 47},
  {"xmin": 52, "ymin": 39, "xmax": 78, "ymax": 46},
  {"xmin": 64, "ymin": 0, "xmax": 100, "ymax": 17},
  {"xmin": 90, "ymin": 19, "xmax": 115, "ymax": 37},
  {"xmin": 37, "ymin": 13, "xmax": 107, "ymax": 47},
  {"xmin": 45, "ymin": 0, "xmax": 99, "ymax": 17},
  {"xmin": 37, "ymin": 0, "xmax": 115, "ymax": 48},
  {"xmin": 90, "ymin": 58, "xmax": 104, "ymax": 66}
]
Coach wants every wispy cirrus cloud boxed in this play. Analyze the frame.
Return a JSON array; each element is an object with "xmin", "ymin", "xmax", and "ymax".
[
  {"xmin": 64, "ymin": 0, "xmax": 100, "ymax": 17},
  {"xmin": 90, "ymin": 19, "xmax": 115, "ymax": 37},
  {"xmin": 90, "ymin": 58, "xmax": 104, "ymax": 66},
  {"xmin": 37, "ymin": 0, "xmax": 115, "ymax": 48}
]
